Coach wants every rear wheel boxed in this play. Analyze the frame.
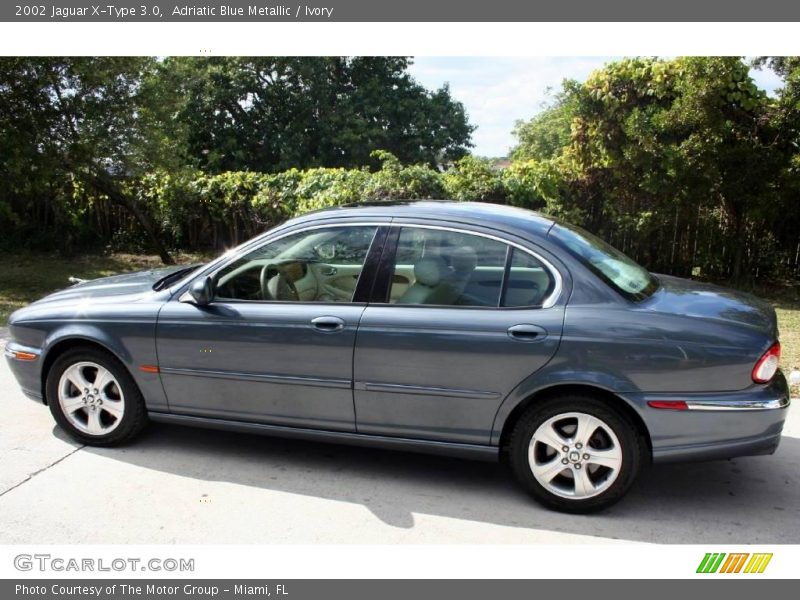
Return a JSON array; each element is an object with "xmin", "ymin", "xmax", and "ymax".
[
  {"xmin": 46, "ymin": 347, "xmax": 148, "ymax": 446},
  {"xmin": 507, "ymin": 394, "xmax": 645, "ymax": 513}
]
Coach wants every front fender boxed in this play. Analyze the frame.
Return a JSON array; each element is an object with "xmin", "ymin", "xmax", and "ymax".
[
  {"xmin": 38, "ymin": 321, "xmax": 168, "ymax": 412},
  {"xmin": 43, "ymin": 323, "xmax": 134, "ymax": 365}
]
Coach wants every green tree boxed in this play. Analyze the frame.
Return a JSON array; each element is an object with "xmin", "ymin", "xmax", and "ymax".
[
  {"xmin": 511, "ymin": 82, "xmax": 580, "ymax": 161},
  {"xmin": 161, "ymin": 57, "xmax": 474, "ymax": 173},
  {"xmin": 509, "ymin": 56, "xmax": 799, "ymax": 283},
  {"xmin": 0, "ymin": 57, "xmax": 175, "ymax": 262}
]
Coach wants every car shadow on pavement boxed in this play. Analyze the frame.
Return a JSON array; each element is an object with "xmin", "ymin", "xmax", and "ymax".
[{"xmin": 69, "ymin": 422, "xmax": 800, "ymax": 544}]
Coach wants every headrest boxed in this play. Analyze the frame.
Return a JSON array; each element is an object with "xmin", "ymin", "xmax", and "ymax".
[
  {"xmin": 414, "ymin": 256, "xmax": 447, "ymax": 287},
  {"xmin": 448, "ymin": 247, "xmax": 478, "ymax": 274}
]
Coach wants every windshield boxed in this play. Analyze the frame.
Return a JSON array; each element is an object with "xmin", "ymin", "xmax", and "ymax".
[{"xmin": 549, "ymin": 223, "xmax": 659, "ymax": 301}]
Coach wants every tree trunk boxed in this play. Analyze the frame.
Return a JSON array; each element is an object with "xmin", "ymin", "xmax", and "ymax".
[
  {"xmin": 729, "ymin": 215, "xmax": 747, "ymax": 286},
  {"xmin": 87, "ymin": 173, "xmax": 174, "ymax": 265},
  {"xmin": 670, "ymin": 206, "xmax": 679, "ymax": 270}
]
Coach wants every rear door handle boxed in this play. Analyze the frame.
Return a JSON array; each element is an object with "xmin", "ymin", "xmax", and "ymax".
[
  {"xmin": 507, "ymin": 324, "xmax": 547, "ymax": 342},
  {"xmin": 311, "ymin": 316, "xmax": 345, "ymax": 332},
  {"xmin": 319, "ymin": 266, "xmax": 337, "ymax": 276}
]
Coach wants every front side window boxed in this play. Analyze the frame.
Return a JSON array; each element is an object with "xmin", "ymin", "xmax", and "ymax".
[
  {"xmin": 214, "ymin": 226, "xmax": 378, "ymax": 303},
  {"xmin": 386, "ymin": 227, "xmax": 555, "ymax": 308},
  {"xmin": 549, "ymin": 222, "xmax": 658, "ymax": 301}
]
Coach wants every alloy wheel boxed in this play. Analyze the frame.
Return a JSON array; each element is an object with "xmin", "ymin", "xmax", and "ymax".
[
  {"xmin": 57, "ymin": 361, "xmax": 125, "ymax": 435},
  {"xmin": 527, "ymin": 411, "xmax": 623, "ymax": 499}
]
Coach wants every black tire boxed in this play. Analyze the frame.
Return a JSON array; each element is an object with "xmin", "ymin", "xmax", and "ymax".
[
  {"xmin": 45, "ymin": 346, "xmax": 148, "ymax": 446},
  {"xmin": 507, "ymin": 394, "xmax": 645, "ymax": 513}
]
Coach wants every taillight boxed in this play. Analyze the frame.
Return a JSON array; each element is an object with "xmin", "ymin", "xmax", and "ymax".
[{"xmin": 752, "ymin": 342, "xmax": 781, "ymax": 384}]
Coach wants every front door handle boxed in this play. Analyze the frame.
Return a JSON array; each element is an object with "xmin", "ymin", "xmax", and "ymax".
[
  {"xmin": 507, "ymin": 324, "xmax": 547, "ymax": 342},
  {"xmin": 311, "ymin": 316, "xmax": 345, "ymax": 332}
]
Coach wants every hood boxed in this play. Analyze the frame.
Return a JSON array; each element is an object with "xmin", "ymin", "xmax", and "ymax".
[
  {"xmin": 30, "ymin": 265, "xmax": 188, "ymax": 306},
  {"xmin": 643, "ymin": 274, "xmax": 778, "ymax": 339}
]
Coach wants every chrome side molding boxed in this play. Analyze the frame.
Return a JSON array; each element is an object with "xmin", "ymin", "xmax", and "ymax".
[{"xmin": 685, "ymin": 397, "xmax": 790, "ymax": 411}]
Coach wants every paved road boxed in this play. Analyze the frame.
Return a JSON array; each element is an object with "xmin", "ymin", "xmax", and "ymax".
[{"xmin": 1, "ymin": 345, "xmax": 798, "ymax": 544}]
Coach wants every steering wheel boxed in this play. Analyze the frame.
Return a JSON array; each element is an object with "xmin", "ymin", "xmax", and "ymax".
[
  {"xmin": 259, "ymin": 264, "xmax": 275, "ymax": 300},
  {"xmin": 259, "ymin": 264, "xmax": 300, "ymax": 301}
]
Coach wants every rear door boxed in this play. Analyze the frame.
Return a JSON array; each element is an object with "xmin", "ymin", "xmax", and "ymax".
[{"xmin": 353, "ymin": 224, "xmax": 565, "ymax": 445}]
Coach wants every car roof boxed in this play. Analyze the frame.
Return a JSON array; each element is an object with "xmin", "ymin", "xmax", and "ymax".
[{"xmin": 286, "ymin": 200, "xmax": 556, "ymax": 239}]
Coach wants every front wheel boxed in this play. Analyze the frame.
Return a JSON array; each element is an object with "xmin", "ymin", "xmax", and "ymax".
[
  {"xmin": 507, "ymin": 395, "xmax": 645, "ymax": 513},
  {"xmin": 46, "ymin": 347, "xmax": 148, "ymax": 446}
]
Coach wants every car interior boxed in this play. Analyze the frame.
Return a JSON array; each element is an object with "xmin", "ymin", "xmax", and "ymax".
[
  {"xmin": 214, "ymin": 227, "xmax": 377, "ymax": 303},
  {"xmin": 212, "ymin": 225, "xmax": 554, "ymax": 308},
  {"xmin": 387, "ymin": 229, "xmax": 554, "ymax": 307}
]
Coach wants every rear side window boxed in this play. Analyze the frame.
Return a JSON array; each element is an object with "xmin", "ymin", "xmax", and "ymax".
[
  {"xmin": 502, "ymin": 248, "xmax": 556, "ymax": 308},
  {"xmin": 385, "ymin": 227, "xmax": 556, "ymax": 308}
]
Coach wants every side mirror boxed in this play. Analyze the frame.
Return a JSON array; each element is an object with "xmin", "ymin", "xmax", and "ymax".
[{"xmin": 180, "ymin": 276, "xmax": 214, "ymax": 306}]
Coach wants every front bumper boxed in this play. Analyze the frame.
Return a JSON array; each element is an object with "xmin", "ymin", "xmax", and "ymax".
[
  {"xmin": 626, "ymin": 372, "xmax": 792, "ymax": 464},
  {"xmin": 4, "ymin": 341, "xmax": 44, "ymax": 402}
]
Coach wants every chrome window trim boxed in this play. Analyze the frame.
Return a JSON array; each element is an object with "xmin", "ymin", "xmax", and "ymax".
[{"xmin": 191, "ymin": 219, "xmax": 564, "ymax": 309}]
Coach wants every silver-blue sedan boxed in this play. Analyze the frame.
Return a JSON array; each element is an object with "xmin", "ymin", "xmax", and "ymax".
[{"xmin": 5, "ymin": 202, "xmax": 791, "ymax": 512}]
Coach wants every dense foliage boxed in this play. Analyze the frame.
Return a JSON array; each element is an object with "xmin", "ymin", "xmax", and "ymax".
[
  {"xmin": 512, "ymin": 56, "xmax": 800, "ymax": 283},
  {"xmin": 0, "ymin": 57, "xmax": 472, "ymax": 263},
  {"xmin": 1, "ymin": 56, "xmax": 799, "ymax": 285}
]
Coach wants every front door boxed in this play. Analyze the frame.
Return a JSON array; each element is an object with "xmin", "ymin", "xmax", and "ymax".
[
  {"xmin": 156, "ymin": 224, "xmax": 382, "ymax": 431},
  {"xmin": 353, "ymin": 225, "xmax": 565, "ymax": 444}
]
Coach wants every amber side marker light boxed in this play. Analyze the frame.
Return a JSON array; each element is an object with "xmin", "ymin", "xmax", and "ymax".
[
  {"xmin": 12, "ymin": 350, "xmax": 38, "ymax": 361},
  {"xmin": 139, "ymin": 365, "xmax": 160, "ymax": 373},
  {"xmin": 647, "ymin": 400, "xmax": 689, "ymax": 410}
]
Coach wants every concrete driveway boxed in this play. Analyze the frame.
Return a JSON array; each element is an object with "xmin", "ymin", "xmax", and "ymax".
[{"xmin": 1, "ymin": 339, "xmax": 798, "ymax": 544}]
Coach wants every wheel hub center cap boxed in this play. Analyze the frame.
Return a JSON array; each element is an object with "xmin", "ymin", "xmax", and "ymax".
[{"xmin": 568, "ymin": 450, "xmax": 581, "ymax": 463}]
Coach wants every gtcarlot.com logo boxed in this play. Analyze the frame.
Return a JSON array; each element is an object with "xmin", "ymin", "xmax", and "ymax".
[
  {"xmin": 14, "ymin": 554, "xmax": 195, "ymax": 572},
  {"xmin": 696, "ymin": 552, "xmax": 773, "ymax": 574}
]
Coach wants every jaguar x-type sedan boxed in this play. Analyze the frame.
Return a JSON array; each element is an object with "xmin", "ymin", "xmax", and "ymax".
[{"xmin": 6, "ymin": 201, "xmax": 791, "ymax": 512}]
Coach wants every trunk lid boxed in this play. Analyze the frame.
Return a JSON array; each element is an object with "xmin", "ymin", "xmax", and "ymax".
[{"xmin": 643, "ymin": 274, "xmax": 778, "ymax": 339}]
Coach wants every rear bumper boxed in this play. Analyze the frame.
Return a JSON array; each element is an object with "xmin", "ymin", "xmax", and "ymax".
[
  {"xmin": 5, "ymin": 341, "xmax": 45, "ymax": 403},
  {"xmin": 651, "ymin": 429, "xmax": 784, "ymax": 463},
  {"xmin": 625, "ymin": 372, "xmax": 791, "ymax": 464}
]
